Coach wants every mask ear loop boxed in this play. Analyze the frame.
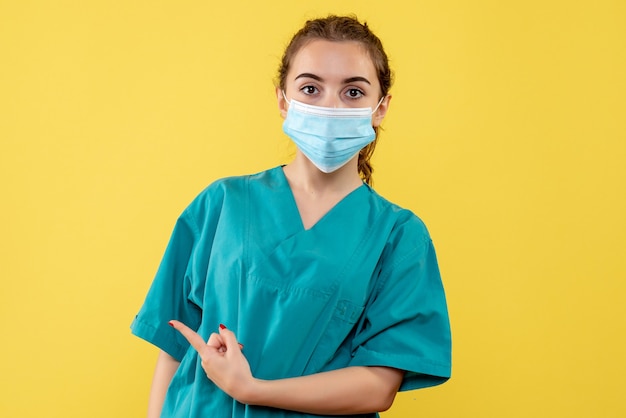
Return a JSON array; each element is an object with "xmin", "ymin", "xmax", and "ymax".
[
  {"xmin": 371, "ymin": 95, "xmax": 387, "ymax": 115},
  {"xmin": 282, "ymin": 90, "xmax": 291, "ymax": 106}
]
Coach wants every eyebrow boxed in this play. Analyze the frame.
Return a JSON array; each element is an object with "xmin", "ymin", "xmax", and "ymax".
[{"xmin": 294, "ymin": 73, "xmax": 371, "ymax": 85}]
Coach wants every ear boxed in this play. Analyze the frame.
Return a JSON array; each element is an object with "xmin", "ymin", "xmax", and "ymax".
[
  {"xmin": 276, "ymin": 87, "xmax": 288, "ymax": 119},
  {"xmin": 372, "ymin": 94, "xmax": 392, "ymax": 128}
]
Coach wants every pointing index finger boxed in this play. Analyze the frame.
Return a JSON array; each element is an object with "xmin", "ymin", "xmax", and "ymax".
[{"xmin": 169, "ymin": 320, "xmax": 208, "ymax": 353}]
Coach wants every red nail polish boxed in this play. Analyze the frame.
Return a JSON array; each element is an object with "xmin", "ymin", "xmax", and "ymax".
[
  {"xmin": 219, "ymin": 324, "xmax": 226, "ymax": 330},
  {"xmin": 168, "ymin": 321, "xmax": 174, "ymax": 327}
]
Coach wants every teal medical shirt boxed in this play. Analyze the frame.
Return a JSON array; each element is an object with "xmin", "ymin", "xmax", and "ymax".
[{"xmin": 131, "ymin": 166, "xmax": 451, "ymax": 417}]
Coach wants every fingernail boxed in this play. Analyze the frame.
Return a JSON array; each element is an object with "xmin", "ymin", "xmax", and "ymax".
[
  {"xmin": 238, "ymin": 343, "xmax": 244, "ymax": 350},
  {"xmin": 219, "ymin": 323, "xmax": 226, "ymax": 330},
  {"xmin": 168, "ymin": 321, "xmax": 174, "ymax": 327}
]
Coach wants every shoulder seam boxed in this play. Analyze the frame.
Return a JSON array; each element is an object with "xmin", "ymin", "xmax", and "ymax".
[{"xmin": 375, "ymin": 236, "xmax": 432, "ymax": 294}]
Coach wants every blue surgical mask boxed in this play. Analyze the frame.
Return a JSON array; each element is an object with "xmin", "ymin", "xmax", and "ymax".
[{"xmin": 282, "ymin": 92, "xmax": 384, "ymax": 173}]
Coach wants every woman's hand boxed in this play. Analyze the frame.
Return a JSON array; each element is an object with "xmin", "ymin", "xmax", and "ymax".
[{"xmin": 169, "ymin": 320, "xmax": 256, "ymax": 402}]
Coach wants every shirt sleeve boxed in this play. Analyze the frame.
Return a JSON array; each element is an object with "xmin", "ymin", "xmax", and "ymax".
[
  {"xmin": 349, "ymin": 233, "xmax": 452, "ymax": 391},
  {"xmin": 130, "ymin": 211, "xmax": 203, "ymax": 361}
]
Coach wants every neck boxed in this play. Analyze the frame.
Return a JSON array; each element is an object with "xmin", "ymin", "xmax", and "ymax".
[{"xmin": 283, "ymin": 152, "xmax": 363, "ymax": 196}]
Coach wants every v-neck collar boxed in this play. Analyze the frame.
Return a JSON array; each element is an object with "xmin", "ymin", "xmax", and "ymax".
[{"xmin": 274, "ymin": 166, "xmax": 368, "ymax": 232}]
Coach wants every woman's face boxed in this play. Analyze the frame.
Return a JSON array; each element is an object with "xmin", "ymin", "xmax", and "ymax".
[{"xmin": 278, "ymin": 39, "xmax": 390, "ymax": 127}]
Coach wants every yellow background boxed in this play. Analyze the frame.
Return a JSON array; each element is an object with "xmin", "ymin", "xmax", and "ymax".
[{"xmin": 1, "ymin": 1, "xmax": 624, "ymax": 416}]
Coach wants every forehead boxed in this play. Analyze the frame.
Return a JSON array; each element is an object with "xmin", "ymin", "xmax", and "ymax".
[{"xmin": 288, "ymin": 39, "xmax": 378, "ymax": 82}]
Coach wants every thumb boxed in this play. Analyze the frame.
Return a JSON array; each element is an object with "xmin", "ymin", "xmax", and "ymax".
[{"xmin": 218, "ymin": 324, "xmax": 243, "ymax": 353}]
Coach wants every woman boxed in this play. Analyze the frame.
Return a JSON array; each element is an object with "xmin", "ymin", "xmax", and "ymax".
[{"xmin": 131, "ymin": 15, "xmax": 451, "ymax": 417}]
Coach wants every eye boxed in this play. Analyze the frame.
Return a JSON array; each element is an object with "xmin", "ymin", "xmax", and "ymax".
[
  {"xmin": 345, "ymin": 88, "xmax": 364, "ymax": 100},
  {"xmin": 300, "ymin": 85, "xmax": 319, "ymax": 95}
]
